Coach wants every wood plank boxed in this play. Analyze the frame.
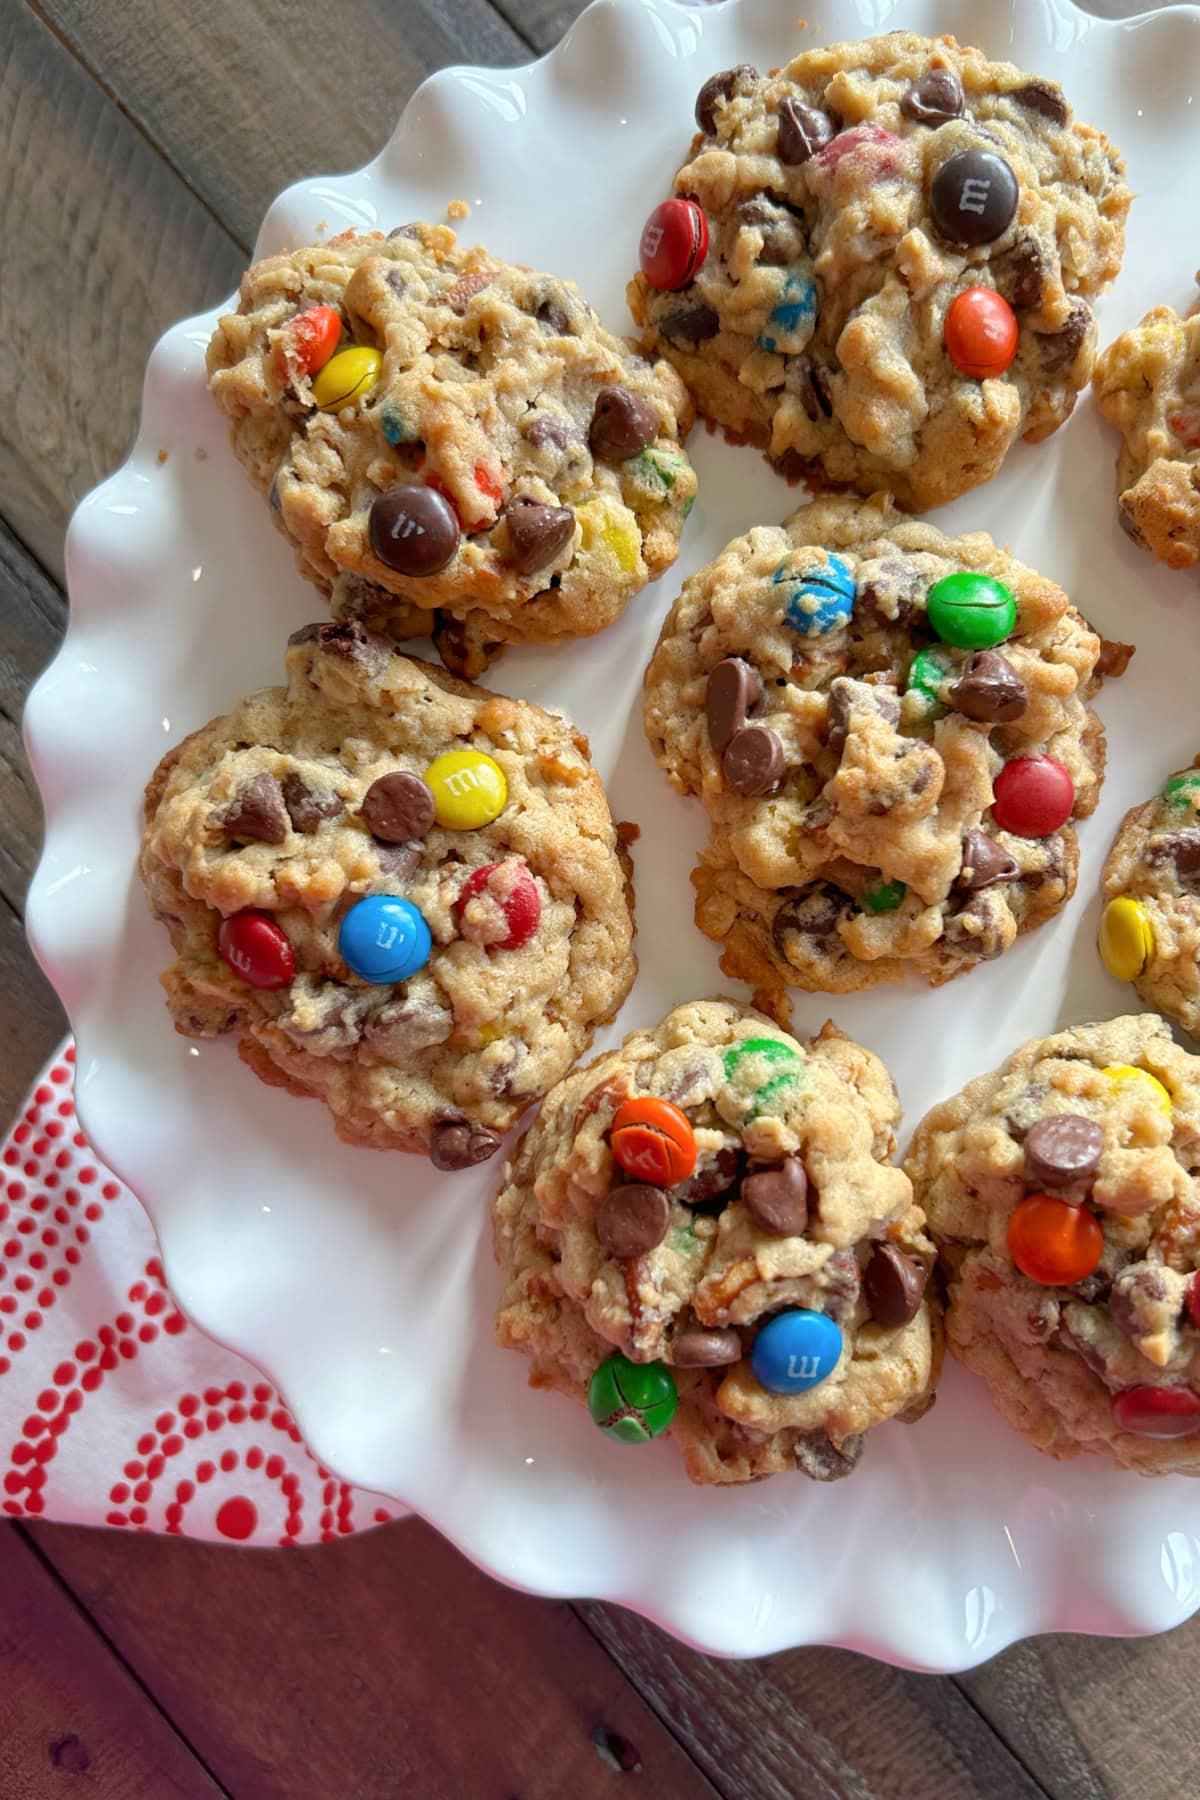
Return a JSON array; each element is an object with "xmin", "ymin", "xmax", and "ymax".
[
  {"xmin": 30, "ymin": 1518, "xmax": 720, "ymax": 1799},
  {"xmin": 1, "ymin": 5, "xmax": 244, "ymax": 579},
  {"xmin": 0, "ymin": 1524, "xmax": 226, "ymax": 1799},
  {"xmin": 29, "ymin": 0, "xmax": 531, "ymax": 253},
  {"xmin": 492, "ymin": 0, "xmax": 588, "ymax": 55},
  {"xmin": 578, "ymin": 1601, "xmax": 1049, "ymax": 1800}
]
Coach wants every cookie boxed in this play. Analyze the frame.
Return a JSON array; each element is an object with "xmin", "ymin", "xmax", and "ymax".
[
  {"xmin": 628, "ymin": 32, "xmax": 1129, "ymax": 510},
  {"xmin": 644, "ymin": 493, "xmax": 1129, "ymax": 994},
  {"xmin": 907, "ymin": 1015, "xmax": 1200, "ymax": 1475},
  {"xmin": 207, "ymin": 224, "xmax": 697, "ymax": 674},
  {"xmin": 1099, "ymin": 760, "xmax": 1200, "ymax": 1039},
  {"xmin": 139, "ymin": 621, "xmax": 637, "ymax": 1162},
  {"xmin": 1093, "ymin": 294, "xmax": 1200, "ymax": 570},
  {"xmin": 493, "ymin": 1000, "xmax": 939, "ymax": 1485}
]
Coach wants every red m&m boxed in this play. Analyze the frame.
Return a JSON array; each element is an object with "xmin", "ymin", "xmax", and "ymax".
[
  {"xmin": 639, "ymin": 199, "xmax": 709, "ymax": 292},
  {"xmin": 218, "ymin": 912, "xmax": 295, "ymax": 989},
  {"xmin": 1112, "ymin": 1386, "xmax": 1200, "ymax": 1440},
  {"xmin": 991, "ymin": 756, "xmax": 1075, "ymax": 838},
  {"xmin": 456, "ymin": 861, "xmax": 541, "ymax": 951},
  {"xmin": 945, "ymin": 287, "xmax": 1019, "ymax": 380}
]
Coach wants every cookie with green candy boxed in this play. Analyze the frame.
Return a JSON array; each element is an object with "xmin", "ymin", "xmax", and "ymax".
[
  {"xmin": 645, "ymin": 492, "xmax": 1129, "ymax": 995},
  {"xmin": 493, "ymin": 999, "xmax": 940, "ymax": 1486},
  {"xmin": 1100, "ymin": 756, "xmax": 1200, "ymax": 1040}
]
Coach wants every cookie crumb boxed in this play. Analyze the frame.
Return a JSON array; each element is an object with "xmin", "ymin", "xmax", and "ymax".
[
  {"xmin": 447, "ymin": 199, "xmax": 470, "ymax": 221},
  {"xmin": 194, "ymin": 446, "xmax": 208, "ymax": 462},
  {"xmin": 156, "ymin": 448, "xmax": 169, "ymax": 465}
]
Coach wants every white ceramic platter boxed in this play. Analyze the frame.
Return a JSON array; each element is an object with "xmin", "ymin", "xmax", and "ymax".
[{"xmin": 25, "ymin": 0, "xmax": 1200, "ymax": 1667}]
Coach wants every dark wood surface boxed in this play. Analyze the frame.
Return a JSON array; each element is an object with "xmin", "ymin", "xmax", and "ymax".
[{"xmin": 1, "ymin": 1, "xmax": 1194, "ymax": 1793}]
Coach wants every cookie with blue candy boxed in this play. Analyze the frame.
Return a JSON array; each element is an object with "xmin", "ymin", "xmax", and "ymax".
[{"xmin": 645, "ymin": 493, "xmax": 1130, "ymax": 993}]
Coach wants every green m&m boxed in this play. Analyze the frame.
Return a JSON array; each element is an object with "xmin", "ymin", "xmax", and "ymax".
[
  {"xmin": 926, "ymin": 572, "xmax": 1016, "ymax": 650},
  {"xmin": 588, "ymin": 1353, "xmax": 677, "ymax": 1443},
  {"xmin": 1162, "ymin": 770, "xmax": 1200, "ymax": 808},
  {"xmin": 906, "ymin": 644, "xmax": 956, "ymax": 714},
  {"xmin": 862, "ymin": 878, "xmax": 906, "ymax": 915}
]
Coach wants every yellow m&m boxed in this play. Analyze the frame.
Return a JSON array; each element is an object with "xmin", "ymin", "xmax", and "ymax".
[
  {"xmin": 577, "ymin": 499, "xmax": 641, "ymax": 574},
  {"xmin": 312, "ymin": 346, "xmax": 382, "ymax": 413},
  {"xmin": 424, "ymin": 750, "xmax": 507, "ymax": 830},
  {"xmin": 1102, "ymin": 1065, "xmax": 1172, "ymax": 1115},
  {"xmin": 1098, "ymin": 897, "xmax": 1154, "ymax": 982}
]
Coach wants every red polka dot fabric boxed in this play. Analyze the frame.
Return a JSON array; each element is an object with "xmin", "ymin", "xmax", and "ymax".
[{"xmin": 0, "ymin": 1046, "xmax": 400, "ymax": 1544}]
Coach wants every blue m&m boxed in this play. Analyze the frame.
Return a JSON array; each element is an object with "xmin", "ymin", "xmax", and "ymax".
[
  {"xmin": 756, "ymin": 267, "xmax": 818, "ymax": 355},
  {"xmin": 750, "ymin": 1308, "xmax": 843, "ymax": 1395},
  {"xmin": 774, "ymin": 551, "xmax": 856, "ymax": 637},
  {"xmin": 339, "ymin": 895, "xmax": 431, "ymax": 985}
]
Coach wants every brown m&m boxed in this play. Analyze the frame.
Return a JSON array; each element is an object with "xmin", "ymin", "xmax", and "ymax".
[
  {"xmin": 369, "ymin": 485, "xmax": 460, "ymax": 576},
  {"xmin": 930, "ymin": 149, "xmax": 1019, "ymax": 247}
]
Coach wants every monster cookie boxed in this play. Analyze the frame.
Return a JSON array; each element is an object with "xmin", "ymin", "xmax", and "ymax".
[
  {"xmin": 138, "ymin": 621, "xmax": 636, "ymax": 1161},
  {"xmin": 1093, "ymin": 293, "xmax": 1200, "ymax": 570},
  {"xmin": 628, "ymin": 32, "xmax": 1130, "ymax": 509},
  {"xmin": 207, "ymin": 224, "xmax": 697, "ymax": 674},
  {"xmin": 493, "ymin": 1001, "xmax": 939, "ymax": 1485},
  {"xmin": 907, "ymin": 1015, "xmax": 1200, "ymax": 1475},
  {"xmin": 1099, "ymin": 759, "xmax": 1200, "ymax": 1039},
  {"xmin": 644, "ymin": 494, "xmax": 1129, "ymax": 994}
]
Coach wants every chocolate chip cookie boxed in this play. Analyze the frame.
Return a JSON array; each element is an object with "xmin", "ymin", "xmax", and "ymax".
[
  {"xmin": 494, "ymin": 1000, "xmax": 939, "ymax": 1485},
  {"xmin": 207, "ymin": 224, "xmax": 697, "ymax": 675},
  {"xmin": 1099, "ymin": 760, "xmax": 1200, "ymax": 1039},
  {"xmin": 139, "ymin": 621, "xmax": 637, "ymax": 1163},
  {"xmin": 628, "ymin": 32, "xmax": 1129, "ymax": 510},
  {"xmin": 1093, "ymin": 291, "xmax": 1200, "ymax": 570},
  {"xmin": 644, "ymin": 493, "xmax": 1129, "ymax": 994},
  {"xmin": 907, "ymin": 1015, "xmax": 1200, "ymax": 1475}
]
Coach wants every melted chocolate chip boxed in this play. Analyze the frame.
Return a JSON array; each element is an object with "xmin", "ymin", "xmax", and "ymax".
[
  {"xmin": 387, "ymin": 224, "xmax": 420, "ymax": 240},
  {"xmin": 794, "ymin": 1432, "xmax": 865, "ymax": 1481},
  {"xmin": 282, "ymin": 773, "xmax": 343, "ymax": 835},
  {"xmin": 741, "ymin": 1158, "xmax": 808, "ymax": 1236},
  {"xmin": 385, "ymin": 268, "xmax": 408, "ymax": 299},
  {"xmin": 777, "ymin": 97, "xmax": 835, "ymax": 165},
  {"xmin": 997, "ymin": 240, "xmax": 1047, "ymax": 311},
  {"xmin": 1154, "ymin": 829, "xmax": 1200, "ymax": 883},
  {"xmin": 525, "ymin": 414, "xmax": 572, "ymax": 452},
  {"xmin": 535, "ymin": 297, "xmax": 571, "ymax": 335},
  {"xmin": 949, "ymin": 650, "xmax": 1028, "ymax": 723},
  {"xmin": 1010, "ymin": 80, "xmax": 1068, "ymax": 126},
  {"xmin": 864, "ymin": 1242, "xmax": 928, "ymax": 1327},
  {"xmin": 773, "ymin": 887, "xmax": 844, "ymax": 956},
  {"xmin": 722, "ymin": 725, "xmax": 785, "ymax": 796},
  {"xmin": 1024, "ymin": 1114, "xmax": 1104, "ymax": 1187},
  {"xmin": 902, "ymin": 68, "xmax": 965, "ymax": 125},
  {"xmin": 222, "ymin": 774, "xmax": 288, "ymax": 845},
  {"xmin": 797, "ymin": 356, "xmax": 834, "ymax": 421},
  {"xmin": 659, "ymin": 304, "xmax": 721, "ymax": 346},
  {"xmin": 706, "ymin": 657, "xmax": 763, "ymax": 753},
  {"xmin": 289, "ymin": 619, "xmax": 389, "ymax": 673},
  {"xmin": 674, "ymin": 1146, "xmax": 742, "ymax": 1211},
  {"xmin": 588, "ymin": 386, "xmax": 659, "ymax": 461},
  {"xmin": 956, "ymin": 828, "xmax": 1020, "ymax": 892},
  {"xmin": 596, "ymin": 1183, "xmax": 671, "ymax": 1260},
  {"xmin": 1036, "ymin": 303, "xmax": 1092, "ymax": 372},
  {"xmin": 374, "ymin": 843, "xmax": 420, "ymax": 883},
  {"xmin": 429, "ymin": 1119, "xmax": 501, "ymax": 1171},
  {"xmin": 827, "ymin": 678, "xmax": 900, "ymax": 757},
  {"xmin": 504, "ymin": 496, "xmax": 575, "ymax": 574},
  {"xmin": 695, "ymin": 64, "xmax": 757, "ymax": 135},
  {"xmin": 360, "ymin": 772, "xmax": 436, "ymax": 844},
  {"xmin": 672, "ymin": 1328, "xmax": 742, "ymax": 1368}
]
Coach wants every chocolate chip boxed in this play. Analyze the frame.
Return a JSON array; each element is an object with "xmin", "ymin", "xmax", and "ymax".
[
  {"xmin": 672, "ymin": 1328, "xmax": 742, "ymax": 1367},
  {"xmin": 1024, "ymin": 1114, "xmax": 1103, "ymax": 1186},
  {"xmin": 659, "ymin": 304, "xmax": 720, "ymax": 346},
  {"xmin": 364, "ymin": 997, "xmax": 452, "ymax": 1057},
  {"xmin": 930, "ymin": 149, "xmax": 1019, "ymax": 246},
  {"xmin": 773, "ymin": 886, "xmax": 843, "ymax": 955},
  {"xmin": 722, "ymin": 725, "xmax": 785, "ymax": 797},
  {"xmin": 949, "ymin": 650, "xmax": 1028, "ymax": 723},
  {"xmin": 864, "ymin": 1242, "xmax": 928, "ymax": 1327},
  {"xmin": 369, "ymin": 486, "xmax": 460, "ymax": 576},
  {"xmin": 360, "ymin": 772, "xmax": 436, "ymax": 844},
  {"xmin": 267, "ymin": 475, "xmax": 283, "ymax": 515},
  {"xmin": 1036, "ymin": 303, "xmax": 1092, "ymax": 373},
  {"xmin": 375, "ymin": 843, "xmax": 420, "ymax": 883},
  {"xmin": 695, "ymin": 64, "xmax": 757, "ymax": 135},
  {"xmin": 429, "ymin": 1119, "xmax": 501, "ymax": 1171},
  {"xmin": 794, "ymin": 1431, "xmax": 864, "ymax": 1482},
  {"xmin": 956, "ymin": 828, "xmax": 1020, "ymax": 891},
  {"xmin": 282, "ymin": 773, "xmax": 343, "ymax": 835},
  {"xmin": 902, "ymin": 68, "xmax": 965, "ymax": 125},
  {"xmin": 385, "ymin": 268, "xmax": 408, "ymax": 299},
  {"xmin": 942, "ymin": 888, "xmax": 1012, "ymax": 959},
  {"xmin": 777, "ymin": 97, "xmax": 835, "ymax": 165},
  {"xmin": 387, "ymin": 224, "xmax": 420, "ymax": 240},
  {"xmin": 1153, "ymin": 829, "xmax": 1200, "ymax": 883},
  {"xmin": 289, "ymin": 619, "xmax": 389, "ymax": 673},
  {"xmin": 738, "ymin": 198, "xmax": 776, "ymax": 227},
  {"xmin": 595, "ymin": 1183, "xmax": 671, "ymax": 1259},
  {"xmin": 1010, "ymin": 80, "xmax": 1068, "ymax": 126},
  {"xmin": 221, "ymin": 774, "xmax": 288, "ymax": 844},
  {"xmin": 706, "ymin": 657, "xmax": 763, "ymax": 753},
  {"xmin": 525, "ymin": 414, "xmax": 572, "ymax": 452},
  {"xmin": 826, "ymin": 677, "xmax": 900, "ymax": 757},
  {"xmin": 797, "ymin": 356, "xmax": 833, "ymax": 421},
  {"xmin": 535, "ymin": 296, "xmax": 571, "ymax": 335},
  {"xmin": 997, "ymin": 240, "xmax": 1046, "ymax": 311},
  {"xmin": 1118, "ymin": 497, "xmax": 1147, "ymax": 548},
  {"xmin": 741, "ymin": 1158, "xmax": 808, "ymax": 1236},
  {"xmin": 674, "ymin": 1146, "xmax": 741, "ymax": 1211},
  {"xmin": 504, "ymin": 496, "xmax": 575, "ymax": 574},
  {"xmin": 588, "ymin": 386, "xmax": 659, "ymax": 461}
]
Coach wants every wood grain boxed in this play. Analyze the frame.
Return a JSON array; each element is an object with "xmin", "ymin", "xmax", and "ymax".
[
  {"xmin": 0, "ymin": 1525, "xmax": 226, "ymax": 1799},
  {"xmin": 30, "ymin": 1517, "xmax": 719, "ymax": 1800}
]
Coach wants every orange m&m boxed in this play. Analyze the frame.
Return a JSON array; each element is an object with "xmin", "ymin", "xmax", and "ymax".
[
  {"xmin": 1007, "ymin": 1192, "xmax": 1103, "ymax": 1287},
  {"xmin": 945, "ymin": 287, "xmax": 1019, "ymax": 380},
  {"xmin": 611, "ymin": 1097, "xmax": 697, "ymax": 1187},
  {"xmin": 281, "ymin": 304, "xmax": 341, "ymax": 377}
]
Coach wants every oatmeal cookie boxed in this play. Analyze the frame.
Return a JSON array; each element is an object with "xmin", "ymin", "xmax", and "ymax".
[
  {"xmin": 207, "ymin": 225, "xmax": 697, "ymax": 673},
  {"xmin": 1099, "ymin": 759, "xmax": 1200, "ymax": 1039},
  {"xmin": 907, "ymin": 1015, "xmax": 1200, "ymax": 1475},
  {"xmin": 628, "ymin": 32, "xmax": 1129, "ymax": 510},
  {"xmin": 644, "ymin": 493, "xmax": 1128, "ymax": 993},
  {"xmin": 494, "ymin": 1000, "xmax": 939, "ymax": 1485},
  {"xmin": 1093, "ymin": 293, "xmax": 1200, "ymax": 570},
  {"xmin": 139, "ymin": 621, "xmax": 636, "ymax": 1163}
]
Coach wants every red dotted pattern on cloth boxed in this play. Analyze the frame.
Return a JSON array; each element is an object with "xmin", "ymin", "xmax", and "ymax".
[{"xmin": 0, "ymin": 1048, "xmax": 397, "ymax": 1544}]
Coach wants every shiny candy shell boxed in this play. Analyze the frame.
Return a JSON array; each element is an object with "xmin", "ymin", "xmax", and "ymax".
[
  {"xmin": 1007, "ymin": 1193, "xmax": 1103, "ymax": 1287},
  {"xmin": 218, "ymin": 912, "xmax": 295, "ymax": 990},
  {"xmin": 750, "ymin": 1309, "xmax": 842, "ymax": 1395},
  {"xmin": 991, "ymin": 756, "xmax": 1074, "ymax": 838},
  {"xmin": 283, "ymin": 304, "xmax": 341, "ymax": 377},
  {"xmin": 1098, "ymin": 897, "xmax": 1154, "ymax": 982},
  {"xmin": 774, "ymin": 552, "xmax": 856, "ymax": 636},
  {"xmin": 945, "ymin": 287, "xmax": 1019, "ymax": 380},
  {"xmin": 311, "ymin": 345, "xmax": 382, "ymax": 413},
  {"xmin": 339, "ymin": 895, "xmax": 431, "ymax": 985},
  {"xmin": 588, "ymin": 1353, "xmax": 677, "ymax": 1443},
  {"xmin": 639, "ymin": 198, "xmax": 709, "ymax": 291},
  {"xmin": 424, "ymin": 750, "xmax": 507, "ymax": 830},
  {"xmin": 1102, "ymin": 1065, "xmax": 1172, "ymax": 1115},
  {"xmin": 926, "ymin": 572, "xmax": 1016, "ymax": 649},
  {"xmin": 1112, "ymin": 1387, "xmax": 1200, "ymax": 1440},
  {"xmin": 611, "ymin": 1096, "xmax": 697, "ymax": 1187}
]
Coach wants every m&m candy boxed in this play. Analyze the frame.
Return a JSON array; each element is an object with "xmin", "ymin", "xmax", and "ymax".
[
  {"xmin": 723, "ymin": 1035, "xmax": 804, "ymax": 1118},
  {"xmin": 1102, "ymin": 1065, "xmax": 1172, "ymax": 1115},
  {"xmin": 991, "ymin": 756, "xmax": 1074, "ymax": 837},
  {"xmin": 1163, "ymin": 770, "xmax": 1200, "ymax": 807},
  {"xmin": 1098, "ymin": 897, "xmax": 1154, "ymax": 982},
  {"xmin": 218, "ymin": 912, "xmax": 295, "ymax": 990},
  {"xmin": 456, "ymin": 861, "xmax": 541, "ymax": 950},
  {"xmin": 862, "ymin": 878, "xmax": 906, "ymax": 915},
  {"xmin": 424, "ymin": 750, "xmax": 507, "ymax": 830},
  {"xmin": 926, "ymin": 572, "xmax": 1016, "ymax": 649},
  {"xmin": 339, "ymin": 895, "xmax": 431, "ymax": 985},
  {"xmin": 774, "ymin": 551, "xmax": 856, "ymax": 636},
  {"xmin": 282, "ymin": 304, "xmax": 341, "ymax": 377},
  {"xmin": 312, "ymin": 346, "xmax": 382, "ymax": 413},
  {"xmin": 588, "ymin": 1353, "xmax": 678, "ymax": 1443},
  {"xmin": 1007, "ymin": 1193, "xmax": 1103, "ymax": 1287},
  {"xmin": 906, "ymin": 644, "xmax": 956, "ymax": 713},
  {"xmin": 1112, "ymin": 1387, "xmax": 1200, "ymax": 1440},
  {"xmin": 750, "ymin": 1309, "xmax": 842, "ymax": 1395},
  {"xmin": 756, "ymin": 267, "xmax": 818, "ymax": 355},
  {"xmin": 639, "ymin": 198, "xmax": 709, "ymax": 291},
  {"xmin": 945, "ymin": 287, "xmax": 1019, "ymax": 380},
  {"xmin": 611, "ymin": 1097, "xmax": 697, "ymax": 1187}
]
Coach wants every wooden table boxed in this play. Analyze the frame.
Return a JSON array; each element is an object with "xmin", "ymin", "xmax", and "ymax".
[{"xmin": 1, "ymin": 2, "xmax": 1190, "ymax": 1792}]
